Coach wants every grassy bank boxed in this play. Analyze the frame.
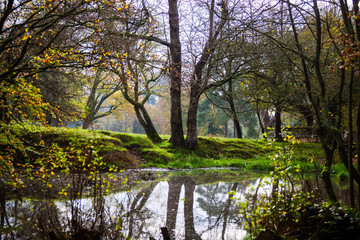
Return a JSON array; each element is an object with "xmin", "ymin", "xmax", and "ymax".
[{"xmin": 1, "ymin": 125, "xmax": 340, "ymax": 174}]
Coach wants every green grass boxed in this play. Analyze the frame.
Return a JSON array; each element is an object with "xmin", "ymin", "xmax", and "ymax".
[
  {"xmin": 19, "ymin": 125, "xmax": 127, "ymax": 152},
  {"xmin": 5, "ymin": 124, "xmax": 330, "ymax": 172}
]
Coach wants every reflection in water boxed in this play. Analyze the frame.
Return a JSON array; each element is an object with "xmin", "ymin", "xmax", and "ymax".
[
  {"xmin": 8, "ymin": 170, "xmax": 354, "ymax": 239},
  {"xmin": 0, "ymin": 170, "xmax": 253, "ymax": 239},
  {"xmin": 166, "ymin": 177, "xmax": 182, "ymax": 239},
  {"xmin": 1, "ymin": 169, "xmax": 354, "ymax": 239}
]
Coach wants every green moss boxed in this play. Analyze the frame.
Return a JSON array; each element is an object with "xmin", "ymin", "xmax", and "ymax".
[
  {"xmin": 99, "ymin": 131, "xmax": 154, "ymax": 148},
  {"xmin": 23, "ymin": 126, "xmax": 127, "ymax": 152},
  {"xmin": 7, "ymin": 124, "xmax": 328, "ymax": 172},
  {"xmin": 140, "ymin": 148, "xmax": 174, "ymax": 164}
]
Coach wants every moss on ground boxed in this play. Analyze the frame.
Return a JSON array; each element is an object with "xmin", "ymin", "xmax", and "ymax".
[{"xmin": 5, "ymin": 125, "xmax": 333, "ymax": 172}]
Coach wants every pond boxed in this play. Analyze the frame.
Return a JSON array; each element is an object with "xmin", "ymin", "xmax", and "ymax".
[{"xmin": 0, "ymin": 168, "xmax": 348, "ymax": 240}]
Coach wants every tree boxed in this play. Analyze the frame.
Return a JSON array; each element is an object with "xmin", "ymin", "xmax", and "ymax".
[
  {"xmin": 85, "ymin": 0, "xmax": 166, "ymax": 142},
  {"xmin": 0, "ymin": 0, "xmax": 109, "ymax": 121},
  {"xmin": 36, "ymin": 70, "xmax": 84, "ymax": 126},
  {"xmin": 82, "ymin": 69, "xmax": 120, "ymax": 129},
  {"xmin": 111, "ymin": 46, "xmax": 164, "ymax": 142},
  {"xmin": 337, "ymin": 0, "xmax": 360, "ymax": 207},
  {"xmin": 185, "ymin": 0, "xmax": 230, "ymax": 149},
  {"xmin": 261, "ymin": 0, "xmax": 360, "ymax": 201},
  {"xmin": 109, "ymin": 32, "xmax": 164, "ymax": 142},
  {"xmin": 167, "ymin": 0, "xmax": 186, "ymax": 147},
  {"xmin": 0, "ymin": 0, "xmax": 118, "ymax": 186},
  {"xmin": 143, "ymin": 0, "xmax": 238, "ymax": 147}
]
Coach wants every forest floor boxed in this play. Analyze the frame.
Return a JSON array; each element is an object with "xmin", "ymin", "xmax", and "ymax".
[{"xmin": 5, "ymin": 125, "xmax": 348, "ymax": 176}]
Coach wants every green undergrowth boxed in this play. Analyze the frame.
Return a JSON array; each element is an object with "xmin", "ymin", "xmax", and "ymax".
[
  {"xmin": 4, "ymin": 125, "xmax": 333, "ymax": 173},
  {"xmin": 4, "ymin": 124, "xmax": 126, "ymax": 152},
  {"xmin": 98, "ymin": 130, "xmax": 173, "ymax": 164}
]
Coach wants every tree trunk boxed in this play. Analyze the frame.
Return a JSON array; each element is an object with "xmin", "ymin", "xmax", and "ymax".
[
  {"xmin": 274, "ymin": 106, "xmax": 282, "ymax": 142},
  {"xmin": 232, "ymin": 111, "xmax": 242, "ymax": 139},
  {"xmin": 185, "ymin": 0, "xmax": 228, "ymax": 149},
  {"xmin": 256, "ymin": 101, "xmax": 265, "ymax": 135},
  {"xmin": 82, "ymin": 114, "xmax": 93, "ymax": 129},
  {"xmin": 287, "ymin": 0, "xmax": 338, "ymax": 203},
  {"xmin": 186, "ymin": 86, "xmax": 201, "ymax": 149},
  {"xmin": 168, "ymin": 0, "xmax": 185, "ymax": 147},
  {"xmin": 317, "ymin": 129, "xmax": 338, "ymax": 202},
  {"xmin": 303, "ymin": 109, "xmax": 314, "ymax": 127},
  {"xmin": 228, "ymin": 79, "xmax": 242, "ymax": 138},
  {"xmin": 225, "ymin": 121, "xmax": 228, "ymax": 137},
  {"xmin": 134, "ymin": 104, "xmax": 162, "ymax": 143},
  {"xmin": 322, "ymin": 147, "xmax": 338, "ymax": 202}
]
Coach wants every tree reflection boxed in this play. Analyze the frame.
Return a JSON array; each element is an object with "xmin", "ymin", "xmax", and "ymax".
[
  {"xmin": 164, "ymin": 176, "xmax": 246, "ymax": 240},
  {"xmin": 184, "ymin": 178, "xmax": 201, "ymax": 240},
  {"xmin": 128, "ymin": 182, "xmax": 158, "ymax": 239},
  {"xmin": 1, "ymin": 171, "xmax": 299, "ymax": 240},
  {"xmin": 0, "ymin": 172, "xmax": 160, "ymax": 240},
  {"xmin": 222, "ymin": 183, "xmax": 238, "ymax": 240},
  {"xmin": 166, "ymin": 177, "xmax": 183, "ymax": 239}
]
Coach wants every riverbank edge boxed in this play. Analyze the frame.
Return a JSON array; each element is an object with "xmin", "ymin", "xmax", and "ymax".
[{"xmin": 2, "ymin": 124, "xmax": 347, "ymax": 175}]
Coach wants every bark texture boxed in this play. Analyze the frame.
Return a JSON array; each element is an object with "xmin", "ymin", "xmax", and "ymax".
[{"xmin": 168, "ymin": 0, "xmax": 185, "ymax": 147}]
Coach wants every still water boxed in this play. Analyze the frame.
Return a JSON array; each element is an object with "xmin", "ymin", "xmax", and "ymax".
[
  {"xmin": 0, "ymin": 168, "xmax": 337, "ymax": 240},
  {"xmin": 1, "ymin": 169, "xmax": 264, "ymax": 240}
]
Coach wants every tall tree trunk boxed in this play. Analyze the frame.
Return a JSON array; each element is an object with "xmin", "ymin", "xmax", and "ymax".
[
  {"xmin": 231, "ymin": 108, "xmax": 242, "ymax": 139},
  {"xmin": 317, "ymin": 127, "xmax": 340, "ymax": 202},
  {"xmin": 185, "ymin": 0, "xmax": 228, "ymax": 149},
  {"xmin": 168, "ymin": 0, "xmax": 185, "ymax": 147},
  {"xmin": 228, "ymin": 79, "xmax": 242, "ymax": 138},
  {"xmin": 225, "ymin": 121, "xmax": 228, "ymax": 138},
  {"xmin": 321, "ymin": 145, "xmax": 338, "ymax": 202},
  {"xmin": 274, "ymin": 106, "xmax": 282, "ymax": 142},
  {"xmin": 186, "ymin": 86, "xmax": 201, "ymax": 149},
  {"xmin": 134, "ymin": 104, "xmax": 162, "ymax": 143},
  {"xmin": 256, "ymin": 101, "xmax": 265, "ymax": 135}
]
